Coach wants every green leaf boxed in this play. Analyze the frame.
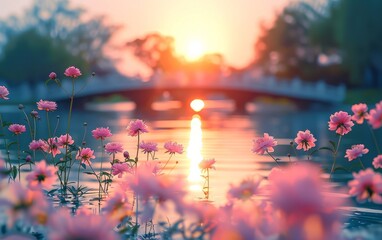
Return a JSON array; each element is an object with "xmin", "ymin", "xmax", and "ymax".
[
  {"xmin": 100, "ymin": 171, "xmax": 112, "ymax": 177},
  {"xmin": 83, "ymin": 171, "xmax": 94, "ymax": 175},
  {"xmin": 329, "ymin": 140, "xmax": 336, "ymax": 150},
  {"xmin": 11, "ymin": 166, "xmax": 17, "ymax": 180},
  {"xmin": 81, "ymin": 163, "xmax": 87, "ymax": 169},
  {"xmin": 333, "ymin": 166, "xmax": 350, "ymax": 173},
  {"xmin": 318, "ymin": 147, "xmax": 334, "ymax": 153},
  {"xmin": 6, "ymin": 141, "xmax": 17, "ymax": 149},
  {"xmin": 101, "ymin": 179, "xmax": 113, "ymax": 184}
]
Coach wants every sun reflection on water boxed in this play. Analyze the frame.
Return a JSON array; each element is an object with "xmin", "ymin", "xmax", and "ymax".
[{"xmin": 187, "ymin": 114, "xmax": 203, "ymax": 191}]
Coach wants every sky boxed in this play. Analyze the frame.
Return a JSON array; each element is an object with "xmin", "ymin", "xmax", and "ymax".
[{"xmin": 0, "ymin": 0, "xmax": 290, "ymax": 76}]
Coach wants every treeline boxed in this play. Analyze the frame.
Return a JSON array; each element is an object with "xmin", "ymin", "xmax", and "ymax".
[{"xmin": 254, "ymin": 0, "xmax": 382, "ymax": 87}]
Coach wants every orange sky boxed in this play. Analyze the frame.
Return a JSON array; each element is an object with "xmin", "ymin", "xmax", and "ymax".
[{"xmin": 0, "ymin": 0, "xmax": 290, "ymax": 76}]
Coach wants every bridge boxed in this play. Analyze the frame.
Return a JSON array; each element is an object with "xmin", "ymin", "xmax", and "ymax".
[{"xmin": 9, "ymin": 71, "xmax": 346, "ymax": 111}]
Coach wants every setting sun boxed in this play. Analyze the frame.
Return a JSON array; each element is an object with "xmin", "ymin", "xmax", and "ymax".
[
  {"xmin": 190, "ymin": 99, "xmax": 205, "ymax": 112},
  {"xmin": 185, "ymin": 39, "xmax": 205, "ymax": 61}
]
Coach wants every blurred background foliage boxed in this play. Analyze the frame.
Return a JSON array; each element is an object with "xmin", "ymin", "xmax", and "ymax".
[
  {"xmin": 0, "ymin": 0, "xmax": 382, "ymax": 89},
  {"xmin": 255, "ymin": 0, "xmax": 382, "ymax": 88},
  {"xmin": 0, "ymin": 0, "xmax": 119, "ymax": 86}
]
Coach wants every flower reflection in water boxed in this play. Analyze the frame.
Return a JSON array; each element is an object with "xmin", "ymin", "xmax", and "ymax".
[{"xmin": 187, "ymin": 115, "xmax": 203, "ymax": 192}]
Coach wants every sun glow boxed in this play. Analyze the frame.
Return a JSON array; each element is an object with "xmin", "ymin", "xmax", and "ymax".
[
  {"xmin": 190, "ymin": 99, "xmax": 205, "ymax": 112},
  {"xmin": 185, "ymin": 39, "xmax": 205, "ymax": 61}
]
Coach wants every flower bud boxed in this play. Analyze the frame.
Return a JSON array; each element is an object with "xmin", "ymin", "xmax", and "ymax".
[
  {"xmin": 49, "ymin": 72, "xmax": 57, "ymax": 80},
  {"xmin": 123, "ymin": 151, "xmax": 130, "ymax": 159}
]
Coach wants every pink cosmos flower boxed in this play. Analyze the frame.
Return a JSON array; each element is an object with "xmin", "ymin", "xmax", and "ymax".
[
  {"xmin": 252, "ymin": 133, "xmax": 277, "ymax": 154},
  {"xmin": 91, "ymin": 127, "xmax": 112, "ymax": 140},
  {"xmin": 49, "ymin": 72, "xmax": 57, "ymax": 80},
  {"xmin": 37, "ymin": 99, "xmax": 57, "ymax": 111},
  {"xmin": 139, "ymin": 141, "xmax": 158, "ymax": 154},
  {"xmin": 8, "ymin": 124, "xmax": 26, "ymax": 135},
  {"xmin": 26, "ymin": 160, "xmax": 58, "ymax": 190},
  {"xmin": 328, "ymin": 111, "xmax": 354, "ymax": 135},
  {"xmin": 57, "ymin": 134, "xmax": 74, "ymax": 147},
  {"xmin": 269, "ymin": 163, "xmax": 343, "ymax": 239},
  {"xmin": 103, "ymin": 190, "xmax": 132, "ymax": 222},
  {"xmin": 29, "ymin": 139, "xmax": 48, "ymax": 151},
  {"xmin": 345, "ymin": 144, "xmax": 369, "ymax": 161},
  {"xmin": 294, "ymin": 129, "xmax": 316, "ymax": 151},
  {"xmin": 76, "ymin": 147, "xmax": 95, "ymax": 165},
  {"xmin": 227, "ymin": 176, "xmax": 263, "ymax": 200},
  {"xmin": 64, "ymin": 66, "xmax": 82, "ymax": 78},
  {"xmin": 348, "ymin": 168, "xmax": 382, "ymax": 203},
  {"xmin": 105, "ymin": 142, "xmax": 124, "ymax": 154},
  {"xmin": 111, "ymin": 162, "xmax": 131, "ymax": 178},
  {"xmin": 351, "ymin": 103, "xmax": 369, "ymax": 124},
  {"xmin": 48, "ymin": 209, "xmax": 119, "ymax": 240},
  {"xmin": 373, "ymin": 155, "xmax": 382, "ymax": 169},
  {"xmin": 164, "ymin": 141, "xmax": 184, "ymax": 154},
  {"xmin": 0, "ymin": 86, "xmax": 9, "ymax": 99},
  {"xmin": 1, "ymin": 183, "xmax": 51, "ymax": 225},
  {"xmin": 368, "ymin": 101, "xmax": 382, "ymax": 129},
  {"xmin": 126, "ymin": 119, "xmax": 149, "ymax": 136},
  {"xmin": 199, "ymin": 159, "xmax": 216, "ymax": 170},
  {"xmin": 43, "ymin": 138, "xmax": 61, "ymax": 157}
]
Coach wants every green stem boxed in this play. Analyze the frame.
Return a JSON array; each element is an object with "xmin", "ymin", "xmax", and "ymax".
[
  {"xmin": 266, "ymin": 150, "xmax": 281, "ymax": 167},
  {"xmin": 88, "ymin": 163, "xmax": 106, "ymax": 194},
  {"xmin": 46, "ymin": 111, "xmax": 52, "ymax": 139},
  {"xmin": 21, "ymin": 109, "xmax": 33, "ymax": 141},
  {"xmin": 16, "ymin": 135, "xmax": 21, "ymax": 182},
  {"xmin": 330, "ymin": 135, "xmax": 342, "ymax": 179},
  {"xmin": 99, "ymin": 139, "xmax": 104, "ymax": 199},
  {"xmin": 77, "ymin": 162, "xmax": 81, "ymax": 190},
  {"xmin": 359, "ymin": 158, "xmax": 366, "ymax": 170}
]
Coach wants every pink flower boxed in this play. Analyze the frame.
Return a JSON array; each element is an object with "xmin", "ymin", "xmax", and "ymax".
[
  {"xmin": 49, "ymin": 72, "xmax": 57, "ymax": 80},
  {"xmin": 8, "ymin": 124, "xmax": 26, "ymax": 135},
  {"xmin": 26, "ymin": 160, "xmax": 57, "ymax": 190},
  {"xmin": 368, "ymin": 101, "xmax": 382, "ymax": 129},
  {"xmin": 103, "ymin": 190, "xmax": 132, "ymax": 222},
  {"xmin": 111, "ymin": 163, "xmax": 131, "ymax": 178},
  {"xmin": 126, "ymin": 119, "xmax": 149, "ymax": 136},
  {"xmin": 351, "ymin": 103, "xmax": 369, "ymax": 124},
  {"xmin": 348, "ymin": 168, "xmax": 382, "ymax": 203},
  {"xmin": 1, "ymin": 183, "xmax": 51, "ymax": 225},
  {"xmin": 48, "ymin": 209, "xmax": 119, "ymax": 240},
  {"xmin": 64, "ymin": 66, "xmax": 82, "ymax": 78},
  {"xmin": 373, "ymin": 155, "xmax": 382, "ymax": 169},
  {"xmin": 76, "ymin": 147, "xmax": 95, "ymax": 165},
  {"xmin": 91, "ymin": 127, "xmax": 112, "ymax": 140},
  {"xmin": 269, "ymin": 163, "xmax": 343, "ymax": 239},
  {"xmin": 105, "ymin": 142, "xmax": 123, "ymax": 154},
  {"xmin": 294, "ymin": 130, "xmax": 316, "ymax": 151},
  {"xmin": 328, "ymin": 111, "xmax": 354, "ymax": 135},
  {"xmin": 252, "ymin": 133, "xmax": 277, "ymax": 154},
  {"xmin": 227, "ymin": 176, "xmax": 263, "ymax": 200},
  {"xmin": 43, "ymin": 138, "xmax": 61, "ymax": 157},
  {"xmin": 0, "ymin": 86, "xmax": 9, "ymax": 99},
  {"xmin": 199, "ymin": 159, "xmax": 216, "ymax": 170},
  {"xmin": 29, "ymin": 139, "xmax": 48, "ymax": 151},
  {"xmin": 57, "ymin": 134, "xmax": 74, "ymax": 147},
  {"xmin": 37, "ymin": 99, "xmax": 57, "ymax": 111},
  {"xmin": 164, "ymin": 141, "xmax": 184, "ymax": 154},
  {"xmin": 345, "ymin": 144, "xmax": 369, "ymax": 161},
  {"xmin": 139, "ymin": 141, "xmax": 158, "ymax": 154}
]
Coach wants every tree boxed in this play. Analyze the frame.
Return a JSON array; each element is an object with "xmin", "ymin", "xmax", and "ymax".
[{"xmin": 0, "ymin": 0, "xmax": 119, "ymax": 85}]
